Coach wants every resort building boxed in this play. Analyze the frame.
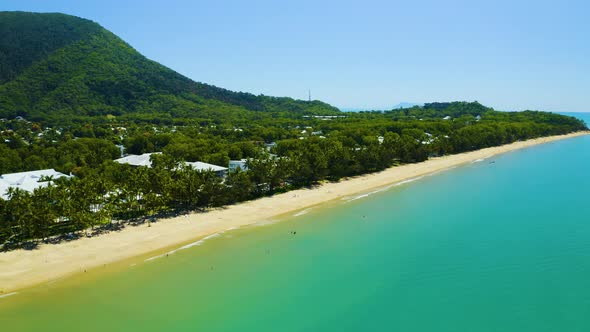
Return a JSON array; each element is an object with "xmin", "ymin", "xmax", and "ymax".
[
  {"xmin": 229, "ymin": 159, "xmax": 248, "ymax": 171},
  {"xmin": 0, "ymin": 169, "xmax": 70, "ymax": 200},
  {"xmin": 114, "ymin": 152, "xmax": 160, "ymax": 167},
  {"xmin": 185, "ymin": 161, "xmax": 228, "ymax": 177},
  {"xmin": 115, "ymin": 153, "xmax": 228, "ymax": 177}
]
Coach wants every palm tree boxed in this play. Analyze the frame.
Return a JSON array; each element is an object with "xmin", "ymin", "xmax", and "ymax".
[
  {"xmin": 5, "ymin": 188, "xmax": 34, "ymax": 243},
  {"xmin": 0, "ymin": 198, "xmax": 8, "ymax": 246},
  {"xmin": 31, "ymin": 184, "xmax": 58, "ymax": 241}
]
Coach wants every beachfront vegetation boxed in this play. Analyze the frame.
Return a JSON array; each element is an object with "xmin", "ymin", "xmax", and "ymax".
[
  {"xmin": 0, "ymin": 103, "xmax": 586, "ymax": 248},
  {"xmin": 0, "ymin": 12, "xmax": 587, "ymax": 249}
]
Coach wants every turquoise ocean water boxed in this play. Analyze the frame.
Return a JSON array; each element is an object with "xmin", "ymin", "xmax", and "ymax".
[{"xmin": 1, "ymin": 114, "xmax": 589, "ymax": 331}]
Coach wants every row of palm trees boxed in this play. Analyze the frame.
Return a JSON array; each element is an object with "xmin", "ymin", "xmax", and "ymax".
[
  {"xmin": 0, "ymin": 159, "xmax": 232, "ymax": 247},
  {"xmin": 0, "ymin": 136, "xmax": 412, "ymax": 248}
]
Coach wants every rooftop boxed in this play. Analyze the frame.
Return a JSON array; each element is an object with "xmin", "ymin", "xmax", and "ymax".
[
  {"xmin": 0, "ymin": 169, "xmax": 70, "ymax": 200},
  {"xmin": 114, "ymin": 153, "xmax": 160, "ymax": 167},
  {"xmin": 115, "ymin": 153, "xmax": 227, "ymax": 173},
  {"xmin": 185, "ymin": 161, "xmax": 228, "ymax": 172}
]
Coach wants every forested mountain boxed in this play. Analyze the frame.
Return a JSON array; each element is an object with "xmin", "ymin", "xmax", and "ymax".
[{"xmin": 0, "ymin": 12, "xmax": 338, "ymax": 124}]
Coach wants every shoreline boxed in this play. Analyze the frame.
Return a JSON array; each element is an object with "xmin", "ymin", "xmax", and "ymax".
[{"xmin": 1, "ymin": 131, "xmax": 588, "ymax": 294}]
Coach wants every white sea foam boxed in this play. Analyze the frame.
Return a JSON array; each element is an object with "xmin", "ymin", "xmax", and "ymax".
[
  {"xmin": 346, "ymin": 189, "xmax": 384, "ymax": 203},
  {"xmin": 0, "ymin": 292, "xmax": 18, "ymax": 299},
  {"xmin": 178, "ymin": 233, "xmax": 222, "ymax": 250},
  {"xmin": 346, "ymin": 193, "xmax": 371, "ymax": 202},
  {"xmin": 222, "ymin": 226, "xmax": 239, "ymax": 237},
  {"xmin": 144, "ymin": 253, "xmax": 167, "ymax": 262},
  {"xmin": 144, "ymin": 233, "xmax": 224, "ymax": 261},
  {"xmin": 472, "ymin": 158, "xmax": 486, "ymax": 163},
  {"xmin": 393, "ymin": 176, "xmax": 423, "ymax": 187},
  {"xmin": 293, "ymin": 208, "xmax": 312, "ymax": 217},
  {"xmin": 344, "ymin": 176, "xmax": 425, "ymax": 203}
]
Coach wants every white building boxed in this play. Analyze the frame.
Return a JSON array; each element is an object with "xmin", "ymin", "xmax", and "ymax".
[
  {"xmin": 229, "ymin": 159, "xmax": 248, "ymax": 171},
  {"xmin": 0, "ymin": 169, "xmax": 70, "ymax": 200},
  {"xmin": 185, "ymin": 161, "xmax": 228, "ymax": 177},
  {"xmin": 114, "ymin": 152, "xmax": 160, "ymax": 167},
  {"xmin": 115, "ymin": 153, "xmax": 228, "ymax": 177},
  {"xmin": 265, "ymin": 142, "xmax": 277, "ymax": 151}
]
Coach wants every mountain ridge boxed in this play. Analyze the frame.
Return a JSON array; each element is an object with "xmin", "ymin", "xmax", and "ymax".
[{"xmin": 0, "ymin": 11, "xmax": 339, "ymax": 123}]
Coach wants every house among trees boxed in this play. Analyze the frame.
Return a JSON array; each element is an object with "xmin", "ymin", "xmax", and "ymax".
[
  {"xmin": 265, "ymin": 142, "xmax": 277, "ymax": 151},
  {"xmin": 185, "ymin": 162, "xmax": 228, "ymax": 177},
  {"xmin": 114, "ymin": 153, "xmax": 160, "ymax": 168},
  {"xmin": 229, "ymin": 159, "xmax": 248, "ymax": 171},
  {"xmin": 0, "ymin": 169, "xmax": 70, "ymax": 199},
  {"xmin": 115, "ymin": 153, "xmax": 228, "ymax": 177}
]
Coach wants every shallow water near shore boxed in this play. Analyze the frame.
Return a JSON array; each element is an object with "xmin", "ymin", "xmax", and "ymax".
[{"xmin": 2, "ymin": 117, "xmax": 590, "ymax": 331}]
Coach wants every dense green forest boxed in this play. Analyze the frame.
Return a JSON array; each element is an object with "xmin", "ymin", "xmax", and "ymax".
[
  {"xmin": 0, "ymin": 12, "xmax": 338, "ymax": 124},
  {"xmin": 0, "ymin": 12, "xmax": 587, "ymax": 249},
  {"xmin": 0, "ymin": 101, "xmax": 586, "ymax": 248}
]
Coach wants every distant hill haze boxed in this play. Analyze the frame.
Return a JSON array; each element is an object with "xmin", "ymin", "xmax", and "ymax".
[
  {"xmin": 340, "ymin": 103, "xmax": 422, "ymax": 112},
  {"xmin": 0, "ymin": 11, "xmax": 338, "ymax": 123},
  {"xmin": 391, "ymin": 102, "xmax": 422, "ymax": 109}
]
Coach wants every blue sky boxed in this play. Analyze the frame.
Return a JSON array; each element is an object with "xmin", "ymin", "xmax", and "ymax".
[{"xmin": 2, "ymin": 0, "xmax": 589, "ymax": 112}]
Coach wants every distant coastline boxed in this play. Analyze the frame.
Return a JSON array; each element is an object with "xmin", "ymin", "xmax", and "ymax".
[
  {"xmin": 339, "ymin": 102, "xmax": 423, "ymax": 112},
  {"xmin": 1, "ymin": 131, "xmax": 588, "ymax": 294}
]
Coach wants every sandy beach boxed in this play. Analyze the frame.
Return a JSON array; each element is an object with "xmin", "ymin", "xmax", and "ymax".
[{"xmin": 0, "ymin": 131, "xmax": 588, "ymax": 294}]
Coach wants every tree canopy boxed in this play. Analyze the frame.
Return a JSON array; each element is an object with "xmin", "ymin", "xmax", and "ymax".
[{"xmin": 0, "ymin": 12, "xmax": 338, "ymax": 124}]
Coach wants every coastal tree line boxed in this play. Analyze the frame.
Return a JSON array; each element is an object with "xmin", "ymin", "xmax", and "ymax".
[{"xmin": 0, "ymin": 102, "xmax": 587, "ymax": 249}]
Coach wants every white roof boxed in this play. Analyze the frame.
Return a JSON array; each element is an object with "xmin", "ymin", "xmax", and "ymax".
[
  {"xmin": 114, "ymin": 153, "xmax": 160, "ymax": 167},
  {"xmin": 0, "ymin": 169, "xmax": 69, "ymax": 200},
  {"xmin": 185, "ymin": 161, "xmax": 228, "ymax": 172},
  {"xmin": 114, "ymin": 153, "xmax": 227, "ymax": 173},
  {"xmin": 229, "ymin": 159, "xmax": 248, "ymax": 171}
]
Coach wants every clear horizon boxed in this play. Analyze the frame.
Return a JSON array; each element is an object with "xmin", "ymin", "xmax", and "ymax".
[{"xmin": 1, "ymin": 0, "xmax": 588, "ymax": 112}]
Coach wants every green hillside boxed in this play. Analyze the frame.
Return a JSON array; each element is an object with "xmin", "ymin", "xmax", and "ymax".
[{"xmin": 0, "ymin": 12, "xmax": 338, "ymax": 124}]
